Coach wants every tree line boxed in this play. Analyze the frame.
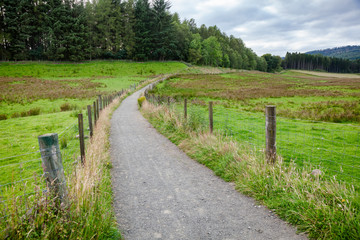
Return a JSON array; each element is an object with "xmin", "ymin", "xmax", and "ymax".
[
  {"xmin": 0, "ymin": 0, "xmax": 268, "ymax": 71},
  {"xmin": 283, "ymin": 52, "xmax": 360, "ymax": 73},
  {"xmin": 1, "ymin": 0, "xmax": 359, "ymax": 74}
]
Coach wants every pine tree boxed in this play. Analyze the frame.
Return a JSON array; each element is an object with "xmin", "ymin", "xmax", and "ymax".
[
  {"xmin": 151, "ymin": 0, "xmax": 175, "ymax": 60},
  {"xmin": 133, "ymin": 0, "xmax": 153, "ymax": 60}
]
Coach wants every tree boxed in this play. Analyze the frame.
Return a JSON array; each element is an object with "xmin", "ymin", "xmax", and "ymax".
[
  {"xmin": 151, "ymin": 0, "xmax": 176, "ymax": 60},
  {"xmin": 262, "ymin": 54, "xmax": 282, "ymax": 72},
  {"xmin": 202, "ymin": 36, "xmax": 222, "ymax": 66}
]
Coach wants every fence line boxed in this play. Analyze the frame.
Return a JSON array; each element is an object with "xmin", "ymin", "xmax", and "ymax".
[
  {"xmin": 0, "ymin": 80, "xmax": 146, "ymax": 226},
  {"xmin": 145, "ymin": 92, "xmax": 360, "ymax": 183}
]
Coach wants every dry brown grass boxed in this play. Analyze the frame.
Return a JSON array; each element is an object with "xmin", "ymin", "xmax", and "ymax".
[
  {"xmin": 168, "ymin": 72, "xmax": 360, "ymax": 101},
  {"xmin": 292, "ymin": 70, "xmax": 360, "ymax": 79},
  {"xmin": 0, "ymin": 77, "xmax": 106, "ymax": 103}
]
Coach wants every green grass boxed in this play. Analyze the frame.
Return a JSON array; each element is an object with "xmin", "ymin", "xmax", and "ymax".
[
  {"xmin": 141, "ymin": 100, "xmax": 360, "ymax": 240},
  {"xmin": 0, "ymin": 61, "xmax": 187, "ymax": 78},
  {"xmin": 148, "ymin": 71, "xmax": 360, "ymax": 184},
  {"xmin": 152, "ymin": 71, "xmax": 360, "ymax": 123},
  {"xmin": 0, "ymin": 61, "xmax": 189, "ymax": 239},
  {"xmin": 0, "ymin": 61, "xmax": 188, "ymax": 119}
]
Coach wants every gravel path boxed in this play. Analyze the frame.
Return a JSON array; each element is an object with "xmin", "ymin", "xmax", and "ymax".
[{"xmin": 110, "ymin": 86, "xmax": 307, "ymax": 240}]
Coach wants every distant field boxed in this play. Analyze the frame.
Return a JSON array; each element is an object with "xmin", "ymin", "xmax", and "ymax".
[
  {"xmin": 0, "ymin": 61, "xmax": 188, "ymax": 192},
  {"xmin": 0, "ymin": 61, "xmax": 187, "ymax": 118},
  {"xmin": 150, "ymin": 70, "xmax": 360, "ymax": 183},
  {"xmin": 292, "ymin": 70, "xmax": 360, "ymax": 79}
]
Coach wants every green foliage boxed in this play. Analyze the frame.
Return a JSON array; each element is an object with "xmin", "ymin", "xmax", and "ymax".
[
  {"xmin": 262, "ymin": 54, "xmax": 282, "ymax": 72},
  {"xmin": 138, "ymin": 96, "xmax": 146, "ymax": 107},
  {"xmin": 1, "ymin": 0, "xmax": 268, "ymax": 71},
  {"xmin": 202, "ymin": 36, "xmax": 222, "ymax": 66},
  {"xmin": 284, "ymin": 52, "xmax": 360, "ymax": 73},
  {"xmin": 307, "ymin": 45, "xmax": 360, "ymax": 60},
  {"xmin": 60, "ymin": 102, "xmax": 72, "ymax": 112},
  {"xmin": 142, "ymin": 101, "xmax": 360, "ymax": 240}
]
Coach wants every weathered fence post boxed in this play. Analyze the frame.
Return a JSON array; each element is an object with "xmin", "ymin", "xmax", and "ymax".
[
  {"xmin": 38, "ymin": 133, "xmax": 68, "ymax": 204},
  {"xmin": 96, "ymin": 99, "xmax": 99, "ymax": 119},
  {"xmin": 266, "ymin": 105, "xmax": 276, "ymax": 163},
  {"xmin": 209, "ymin": 101, "xmax": 213, "ymax": 134},
  {"xmin": 184, "ymin": 98, "xmax": 187, "ymax": 119},
  {"xmin": 87, "ymin": 105, "xmax": 93, "ymax": 138},
  {"xmin": 98, "ymin": 95, "xmax": 102, "ymax": 111},
  {"xmin": 93, "ymin": 101, "xmax": 97, "ymax": 125},
  {"xmin": 78, "ymin": 113, "xmax": 85, "ymax": 165}
]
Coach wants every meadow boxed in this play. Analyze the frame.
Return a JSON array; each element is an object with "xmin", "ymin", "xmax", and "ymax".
[
  {"xmin": 0, "ymin": 61, "xmax": 189, "ymax": 239},
  {"xmin": 149, "ymin": 70, "xmax": 360, "ymax": 183},
  {"xmin": 0, "ymin": 61, "xmax": 188, "ymax": 193}
]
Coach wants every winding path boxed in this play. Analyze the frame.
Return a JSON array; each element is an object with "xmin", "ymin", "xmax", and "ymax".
[{"xmin": 110, "ymin": 85, "xmax": 306, "ymax": 240}]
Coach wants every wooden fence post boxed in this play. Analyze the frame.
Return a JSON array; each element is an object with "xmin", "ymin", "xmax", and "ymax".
[
  {"xmin": 93, "ymin": 101, "xmax": 97, "ymax": 125},
  {"xmin": 87, "ymin": 105, "xmax": 93, "ymax": 138},
  {"xmin": 96, "ymin": 99, "xmax": 99, "ymax": 119},
  {"xmin": 209, "ymin": 101, "xmax": 213, "ymax": 134},
  {"xmin": 78, "ymin": 113, "xmax": 85, "ymax": 165},
  {"xmin": 98, "ymin": 95, "xmax": 102, "ymax": 111},
  {"xmin": 38, "ymin": 133, "xmax": 68, "ymax": 204},
  {"xmin": 266, "ymin": 106, "xmax": 276, "ymax": 163},
  {"xmin": 184, "ymin": 98, "xmax": 187, "ymax": 119}
]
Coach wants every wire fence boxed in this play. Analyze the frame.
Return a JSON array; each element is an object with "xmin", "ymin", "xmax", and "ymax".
[
  {"xmin": 0, "ymin": 79, "xmax": 148, "ymax": 225},
  {"xmin": 147, "ymin": 94, "xmax": 360, "ymax": 184}
]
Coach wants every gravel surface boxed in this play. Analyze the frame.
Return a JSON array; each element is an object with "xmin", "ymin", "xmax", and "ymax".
[{"xmin": 110, "ymin": 85, "xmax": 307, "ymax": 240}]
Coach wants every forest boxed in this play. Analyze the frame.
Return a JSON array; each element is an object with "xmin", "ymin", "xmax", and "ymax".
[
  {"xmin": 283, "ymin": 52, "xmax": 360, "ymax": 73},
  {"xmin": 1, "ymin": 0, "xmax": 359, "ymax": 73},
  {"xmin": 306, "ymin": 45, "xmax": 360, "ymax": 60},
  {"xmin": 0, "ymin": 0, "xmax": 268, "ymax": 71}
]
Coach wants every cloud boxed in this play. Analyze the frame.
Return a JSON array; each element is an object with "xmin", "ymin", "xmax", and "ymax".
[{"xmin": 170, "ymin": 0, "xmax": 360, "ymax": 56}]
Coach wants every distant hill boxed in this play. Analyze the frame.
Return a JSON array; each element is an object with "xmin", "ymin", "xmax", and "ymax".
[{"xmin": 306, "ymin": 45, "xmax": 360, "ymax": 60}]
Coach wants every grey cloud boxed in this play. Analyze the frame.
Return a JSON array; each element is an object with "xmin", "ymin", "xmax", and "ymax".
[{"xmin": 170, "ymin": 0, "xmax": 360, "ymax": 56}]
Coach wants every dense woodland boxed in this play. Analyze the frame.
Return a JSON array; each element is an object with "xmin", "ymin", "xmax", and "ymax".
[
  {"xmin": 306, "ymin": 46, "xmax": 360, "ymax": 60},
  {"xmin": 0, "ymin": 0, "xmax": 269, "ymax": 71},
  {"xmin": 283, "ymin": 52, "xmax": 360, "ymax": 73},
  {"xmin": 1, "ymin": 0, "xmax": 359, "ymax": 74}
]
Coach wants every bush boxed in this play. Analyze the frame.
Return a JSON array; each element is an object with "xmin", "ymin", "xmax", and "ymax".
[
  {"xmin": 60, "ymin": 102, "xmax": 72, "ymax": 111},
  {"xmin": 138, "ymin": 96, "xmax": 146, "ymax": 107},
  {"xmin": 0, "ymin": 114, "xmax": 7, "ymax": 120},
  {"xmin": 11, "ymin": 112, "xmax": 20, "ymax": 118},
  {"xmin": 28, "ymin": 107, "xmax": 40, "ymax": 116}
]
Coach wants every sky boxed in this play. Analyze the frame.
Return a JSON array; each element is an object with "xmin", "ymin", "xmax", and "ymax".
[{"xmin": 169, "ymin": 0, "xmax": 360, "ymax": 57}]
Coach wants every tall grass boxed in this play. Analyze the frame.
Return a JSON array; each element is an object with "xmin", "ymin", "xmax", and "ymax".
[
  {"xmin": 141, "ymin": 100, "xmax": 360, "ymax": 239},
  {"xmin": 0, "ymin": 93, "xmax": 127, "ymax": 239}
]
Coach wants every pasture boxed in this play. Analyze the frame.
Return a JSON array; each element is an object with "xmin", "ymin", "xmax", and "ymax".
[
  {"xmin": 0, "ymin": 61, "xmax": 188, "ymax": 191},
  {"xmin": 150, "ymin": 70, "xmax": 360, "ymax": 184}
]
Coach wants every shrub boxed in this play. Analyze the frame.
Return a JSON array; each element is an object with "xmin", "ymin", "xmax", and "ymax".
[
  {"xmin": 0, "ymin": 114, "xmax": 7, "ymax": 120},
  {"xmin": 28, "ymin": 107, "xmax": 40, "ymax": 116},
  {"xmin": 138, "ymin": 96, "xmax": 146, "ymax": 107},
  {"xmin": 60, "ymin": 102, "xmax": 72, "ymax": 111},
  {"xmin": 11, "ymin": 112, "xmax": 20, "ymax": 118}
]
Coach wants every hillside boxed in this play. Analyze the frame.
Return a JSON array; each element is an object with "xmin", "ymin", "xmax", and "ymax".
[{"xmin": 306, "ymin": 45, "xmax": 360, "ymax": 60}]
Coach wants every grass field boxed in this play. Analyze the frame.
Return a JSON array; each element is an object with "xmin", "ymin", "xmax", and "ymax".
[
  {"xmin": 0, "ymin": 61, "xmax": 189, "ymax": 239},
  {"xmin": 0, "ymin": 60, "xmax": 188, "ymax": 192},
  {"xmin": 149, "ymin": 70, "xmax": 360, "ymax": 184}
]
